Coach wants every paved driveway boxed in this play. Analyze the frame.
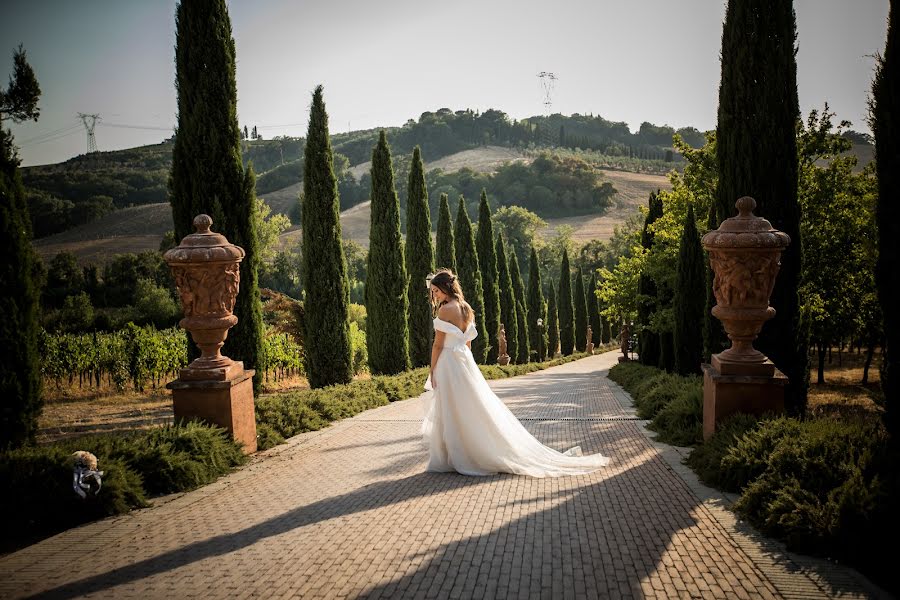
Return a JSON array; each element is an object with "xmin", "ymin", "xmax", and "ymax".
[{"xmin": 0, "ymin": 351, "xmax": 887, "ymax": 599}]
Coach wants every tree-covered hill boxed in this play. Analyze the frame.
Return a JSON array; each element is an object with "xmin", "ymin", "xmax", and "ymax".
[{"xmin": 20, "ymin": 107, "xmax": 874, "ymax": 240}]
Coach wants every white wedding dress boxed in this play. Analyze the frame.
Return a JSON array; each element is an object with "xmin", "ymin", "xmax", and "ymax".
[{"xmin": 422, "ymin": 317, "xmax": 610, "ymax": 477}]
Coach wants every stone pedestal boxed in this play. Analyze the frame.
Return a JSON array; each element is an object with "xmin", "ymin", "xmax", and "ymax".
[
  {"xmin": 168, "ymin": 369, "xmax": 257, "ymax": 454},
  {"xmin": 702, "ymin": 361, "xmax": 786, "ymax": 440}
]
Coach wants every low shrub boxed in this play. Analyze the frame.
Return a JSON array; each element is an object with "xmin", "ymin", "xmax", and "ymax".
[
  {"xmin": 0, "ymin": 422, "xmax": 244, "ymax": 549},
  {"xmin": 648, "ymin": 384, "xmax": 703, "ymax": 446},
  {"xmin": 255, "ymin": 423, "xmax": 285, "ymax": 451},
  {"xmin": 685, "ymin": 413, "xmax": 761, "ymax": 492},
  {"xmin": 634, "ymin": 375, "xmax": 699, "ymax": 420},
  {"xmin": 607, "ymin": 362, "xmax": 659, "ymax": 391},
  {"xmin": 733, "ymin": 417, "xmax": 892, "ymax": 552}
]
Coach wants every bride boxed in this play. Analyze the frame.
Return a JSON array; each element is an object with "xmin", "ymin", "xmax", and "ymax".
[{"xmin": 422, "ymin": 269, "xmax": 610, "ymax": 477}]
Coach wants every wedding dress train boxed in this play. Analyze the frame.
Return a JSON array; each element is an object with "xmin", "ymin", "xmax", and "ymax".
[{"xmin": 422, "ymin": 317, "xmax": 610, "ymax": 477}]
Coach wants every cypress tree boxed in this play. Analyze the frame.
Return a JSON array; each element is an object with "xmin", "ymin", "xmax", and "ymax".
[
  {"xmin": 405, "ymin": 146, "xmax": 434, "ymax": 368},
  {"xmin": 527, "ymin": 247, "xmax": 546, "ymax": 362},
  {"xmin": 558, "ymin": 250, "xmax": 576, "ymax": 355},
  {"xmin": 301, "ymin": 86, "xmax": 353, "ymax": 388},
  {"xmin": 476, "ymin": 190, "xmax": 501, "ymax": 363},
  {"xmin": 509, "ymin": 251, "xmax": 529, "ymax": 363},
  {"xmin": 574, "ymin": 267, "xmax": 589, "ymax": 352},
  {"xmin": 366, "ymin": 131, "xmax": 410, "ymax": 375},
  {"xmin": 871, "ymin": 0, "xmax": 900, "ymax": 435},
  {"xmin": 454, "ymin": 197, "xmax": 487, "ymax": 363},
  {"xmin": 515, "ymin": 299, "xmax": 529, "ymax": 365},
  {"xmin": 170, "ymin": 0, "xmax": 265, "ymax": 385},
  {"xmin": 0, "ymin": 45, "xmax": 42, "ymax": 448},
  {"xmin": 547, "ymin": 280, "xmax": 560, "ymax": 358},
  {"xmin": 496, "ymin": 235, "xmax": 518, "ymax": 364},
  {"xmin": 716, "ymin": 0, "xmax": 807, "ymax": 414},
  {"xmin": 435, "ymin": 193, "xmax": 456, "ymax": 273},
  {"xmin": 674, "ymin": 206, "xmax": 705, "ymax": 375},
  {"xmin": 588, "ymin": 273, "xmax": 603, "ymax": 347},
  {"xmin": 638, "ymin": 191, "xmax": 663, "ymax": 366}
]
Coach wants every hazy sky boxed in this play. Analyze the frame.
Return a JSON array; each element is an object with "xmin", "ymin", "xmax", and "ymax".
[{"xmin": 2, "ymin": 0, "xmax": 889, "ymax": 167}]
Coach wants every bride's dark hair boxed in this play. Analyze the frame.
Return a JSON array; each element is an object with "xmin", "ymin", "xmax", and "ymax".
[{"xmin": 430, "ymin": 268, "xmax": 473, "ymax": 325}]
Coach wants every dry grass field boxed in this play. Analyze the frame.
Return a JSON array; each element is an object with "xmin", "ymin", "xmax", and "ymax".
[
  {"xmin": 541, "ymin": 169, "xmax": 672, "ymax": 243},
  {"xmin": 33, "ymin": 146, "xmax": 671, "ymax": 264},
  {"xmin": 807, "ymin": 348, "xmax": 883, "ymax": 419}
]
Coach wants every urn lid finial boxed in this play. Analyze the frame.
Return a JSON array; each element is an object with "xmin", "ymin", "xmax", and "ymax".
[
  {"xmin": 701, "ymin": 196, "xmax": 791, "ymax": 249},
  {"xmin": 163, "ymin": 214, "xmax": 245, "ymax": 264},
  {"xmin": 193, "ymin": 214, "xmax": 213, "ymax": 234}
]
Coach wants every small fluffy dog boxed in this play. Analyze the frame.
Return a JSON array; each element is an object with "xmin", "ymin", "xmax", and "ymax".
[{"xmin": 72, "ymin": 451, "xmax": 104, "ymax": 499}]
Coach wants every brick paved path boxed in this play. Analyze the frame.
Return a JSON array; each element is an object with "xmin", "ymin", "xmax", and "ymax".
[{"xmin": 0, "ymin": 351, "xmax": 889, "ymax": 599}]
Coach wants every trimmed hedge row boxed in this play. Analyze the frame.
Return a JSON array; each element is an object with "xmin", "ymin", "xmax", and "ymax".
[
  {"xmin": 608, "ymin": 362, "xmax": 703, "ymax": 445},
  {"xmin": 255, "ymin": 351, "xmax": 599, "ymax": 450},
  {"xmin": 610, "ymin": 361, "xmax": 899, "ymax": 594},
  {"xmin": 0, "ymin": 422, "xmax": 246, "ymax": 550}
]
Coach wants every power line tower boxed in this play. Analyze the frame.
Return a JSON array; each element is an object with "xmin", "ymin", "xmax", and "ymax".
[
  {"xmin": 536, "ymin": 72, "xmax": 557, "ymax": 147},
  {"xmin": 537, "ymin": 72, "xmax": 557, "ymax": 114},
  {"xmin": 77, "ymin": 113, "xmax": 101, "ymax": 153}
]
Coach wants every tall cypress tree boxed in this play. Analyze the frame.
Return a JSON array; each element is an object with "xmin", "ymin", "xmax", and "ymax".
[
  {"xmin": 301, "ymin": 86, "xmax": 353, "ymax": 388},
  {"xmin": 496, "ymin": 235, "xmax": 518, "ymax": 363},
  {"xmin": 366, "ymin": 131, "xmax": 410, "ymax": 375},
  {"xmin": 547, "ymin": 280, "xmax": 560, "ymax": 358},
  {"xmin": 454, "ymin": 197, "xmax": 487, "ymax": 363},
  {"xmin": 435, "ymin": 193, "xmax": 456, "ymax": 273},
  {"xmin": 170, "ymin": 0, "xmax": 264, "ymax": 385},
  {"xmin": 515, "ymin": 299, "xmax": 529, "ymax": 365},
  {"xmin": 588, "ymin": 273, "xmax": 603, "ymax": 348},
  {"xmin": 0, "ymin": 46, "xmax": 42, "ymax": 449},
  {"xmin": 527, "ymin": 247, "xmax": 546, "ymax": 362},
  {"xmin": 509, "ymin": 251, "xmax": 529, "ymax": 363},
  {"xmin": 674, "ymin": 206, "xmax": 705, "ymax": 375},
  {"xmin": 405, "ymin": 146, "xmax": 434, "ymax": 368},
  {"xmin": 637, "ymin": 191, "xmax": 663, "ymax": 366},
  {"xmin": 871, "ymin": 0, "xmax": 899, "ymax": 435},
  {"xmin": 558, "ymin": 250, "xmax": 576, "ymax": 355},
  {"xmin": 717, "ymin": 0, "xmax": 807, "ymax": 414},
  {"xmin": 476, "ymin": 190, "xmax": 501, "ymax": 363},
  {"xmin": 574, "ymin": 267, "xmax": 589, "ymax": 352}
]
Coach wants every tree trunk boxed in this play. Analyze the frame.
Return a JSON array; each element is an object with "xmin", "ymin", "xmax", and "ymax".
[
  {"xmin": 862, "ymin": 339, "xmax": 876, "ymax": 385},
  {"xmin": 817, "ymin": 344, "xmax": 826, "ymax": 385}
]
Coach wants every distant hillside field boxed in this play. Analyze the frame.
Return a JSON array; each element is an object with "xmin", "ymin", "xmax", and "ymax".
[{"xmin": 33, "ymin": 145, "xmax": 671, "ymax": 264}]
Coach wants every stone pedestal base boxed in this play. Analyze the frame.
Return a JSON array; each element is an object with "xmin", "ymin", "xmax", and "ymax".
[
  {"xmin": 497, "ymin": 354, "xmax": 511, "ymax": 366},
  {"xmin": 618, "ymin": 356, "xmax": 631, "ymax": 363},
  {"xmin": 702, "ymin": 361, "xmax": 787, "ymax": 440},
  {"xmin": 167, "ymin": 369, "xmax": 257, "ymax": 453}
]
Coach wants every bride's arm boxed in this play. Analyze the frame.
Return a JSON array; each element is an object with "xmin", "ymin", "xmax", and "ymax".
[{"xmin": 431, "ymin": 330, "xmax": 445, "ymax": 387}]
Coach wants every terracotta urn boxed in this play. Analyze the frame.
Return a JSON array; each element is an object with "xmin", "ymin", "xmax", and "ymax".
[
  {"xmin": 164, "ymin": 214, "xmax": 245, "ymax": 381},
  {"xmin": 701, "ymin": 196, "xmax": 790, "ymax": 375}
]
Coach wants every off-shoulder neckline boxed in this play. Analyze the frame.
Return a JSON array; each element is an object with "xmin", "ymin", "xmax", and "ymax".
[{"xmin": 434, "ymin": 317, "xmax": 473, "ymax": 335}]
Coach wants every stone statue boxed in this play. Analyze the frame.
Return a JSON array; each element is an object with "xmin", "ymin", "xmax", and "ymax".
[
  {"xmin": 587, "ymin": 325, "xmax": 594, "ymax": 355},
  {"xmin": 619, "ymin": 321, "xmax": 631, "ymax": 360},
  {"xmin": 497, "ymin": 323, "xmax": 511, "ymax": 366}
]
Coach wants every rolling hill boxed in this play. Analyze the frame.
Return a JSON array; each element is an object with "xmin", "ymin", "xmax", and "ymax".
[{"xmin": 33, "ymin": 145, "xmax": 670, "ymax": 264}]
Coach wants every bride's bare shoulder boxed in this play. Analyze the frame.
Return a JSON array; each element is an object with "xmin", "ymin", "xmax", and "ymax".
[{"xmin": 438, "ymin": 302, "xmax": 464, "ymax": 329}]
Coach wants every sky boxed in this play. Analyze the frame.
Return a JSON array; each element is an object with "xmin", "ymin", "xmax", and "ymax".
[{"xmin": 2, "ymin": 0, "xmax": 889, "ymax": 167}]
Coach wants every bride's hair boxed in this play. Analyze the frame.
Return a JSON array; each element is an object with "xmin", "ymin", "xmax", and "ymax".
[{"xmin": 430, "ymin": 268, "xmax": 473, "ymax": 325}]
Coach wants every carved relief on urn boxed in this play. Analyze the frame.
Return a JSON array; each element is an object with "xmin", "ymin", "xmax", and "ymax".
[
  {"xmin": 164, "ymin": 214, "xmax": 246, "ymax": 381},
  {"xmin": 701, "ymin": 197, "xmax": 790, "ymax": 375}
]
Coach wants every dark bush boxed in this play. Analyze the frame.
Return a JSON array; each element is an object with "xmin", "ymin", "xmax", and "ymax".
[
  {"xmin": 685, "ymin": 413, "xmax": 761, "ymax": 492},
  {"xmin": 648, "ymin": 384, "xmax": 703, "ymax": 447}
]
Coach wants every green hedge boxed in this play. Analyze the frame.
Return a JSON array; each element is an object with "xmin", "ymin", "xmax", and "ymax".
[
  {"xmin": 612, "ymin": 362, "xmax": 899, "ymax": 593},
  {"xmin": 608, "ymin": 361, "xmax": 704, "ymax": 445},
  {"xmin": 0, "ymin": 422, "xmax": 245, "ymax": 549},
  {"xmin": 256, "ymin": 352, "xmax": 598, "ymax": 449}
]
